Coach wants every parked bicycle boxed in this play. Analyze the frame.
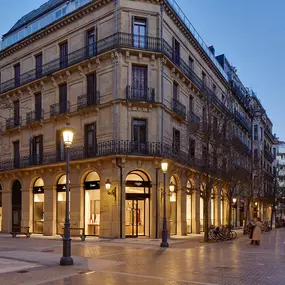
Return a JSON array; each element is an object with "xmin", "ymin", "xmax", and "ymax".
[{"xmin": 208, "ymin": 226, "xmax": 237, "ymax": 242}]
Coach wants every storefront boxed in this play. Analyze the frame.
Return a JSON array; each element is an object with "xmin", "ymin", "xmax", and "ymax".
[
  {"xmin": 12, "ymin": 180, "xmax": 22, "ymax": 232},
  {"xmin": 125, "ymin": 170, "xmax": 151, "ymax": 237},
  {"xmin": 57, "ymin": 175, "xmax": 67, "ymax": 235},
  {"xmin": 169, "ymin": 176, "xmax": 177, "ymax": 236},
  {"xmin": 84, "ymin": 171, "xmax": 100, "ymax": 236},
  {"xmin": 33, "ymin": 178, "xmax": 44, "ymax": 233},
  {"xmin": 186, "ymin": 180, "xmax": 192, "ymax": 234}
]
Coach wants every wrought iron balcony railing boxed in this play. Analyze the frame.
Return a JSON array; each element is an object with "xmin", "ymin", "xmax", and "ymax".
[
  {"xmin": 234, "ymin": 110, "xmax": 250, "ymax": 133},
  {"xmin": 188, "ymin": 110, "xmax": 200, "ymax": 125},
  {"xmin": 0, "ymin": 32, "xmax": 229, "ymax": 121},
  {"xmin": 6, "ymin": 117, "xmax": 21, "ymax": 130},
  {"xmin": 26, "ymin": 110, "xmax": 44, "ymax": 124},
  {"xmin": 264, "ymin": 147, "xmax": 274, "ymax": 163},
  {"xmin": 231, "ymin": 80, "xmax": 250, "ymax": 109},
  {"xmin": 126, "ymin": 85, "xmax": 155, "ymax": 102},
  {"xmin": 50, "ymin": 101, "xmax": 70, "ymax": 117},
  {"xmin": 264, "ymin": 125, "xmax": 275, "ymax": 141},
  {"xmin": 172, "ymin": 98, "xmax": 186, "ymax": 119},
  {"xmin": 232, "ymin": 134, "xmax": 251, "ymax": 154},
  {"xmin": 77, "ymin": 92, "xmax": 100, "ymax": 110}
]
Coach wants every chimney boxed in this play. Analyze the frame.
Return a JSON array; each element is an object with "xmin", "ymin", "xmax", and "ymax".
[{"xmin": 209, "ymin": 45, "xmax": 215, "ymax": 56}]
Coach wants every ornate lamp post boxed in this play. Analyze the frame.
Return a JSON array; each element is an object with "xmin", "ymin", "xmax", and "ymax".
[
  {"xmin": 161, "ymin": 160, "xmax": 169, "ymax": 247},
  {"xmin": 60, "ymin": 123, "xmax": 74, "ymax": 266},
  {"xmin": 232, "ymin": 198, "xmax": 237, "ymax": 227}
]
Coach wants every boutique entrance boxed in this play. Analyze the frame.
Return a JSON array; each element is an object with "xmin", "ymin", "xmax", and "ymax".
[{"xmin": 125, "ymin": 170, "xmax": 151, "ymax": 237}]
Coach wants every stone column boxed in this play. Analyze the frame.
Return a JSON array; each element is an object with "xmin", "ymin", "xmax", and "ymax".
[
  {"xmin": 150, "ymin": 168, "xmax": 159, "ymax": 239},
  {"xmin": 191, "ymin": 187, "xmax": 200, "ymax": 234},
  {"xmin": 70, "ymin": 183, "xmax": 83, "ymax": 230},
  {"xmin": 214, "ymin": 187, "xmax": 221, "ymax": 227},
  {"xmin": 21, "ymin": 188, "xmax": 33, "ymax": 230},
  {"xmin": 43, "ymin": 185, "xmax": 56, "ymax": 235},
  {"xmin": 236, "ymin": 198, "xmax": 241, "ymax": 227},
  {"xmin": 2, "ymin": 181, "xmax": 12, "ymax": 233},
  {"xmin": 177, "ymin": 177, "xmax": 187, "ymax": 236}
]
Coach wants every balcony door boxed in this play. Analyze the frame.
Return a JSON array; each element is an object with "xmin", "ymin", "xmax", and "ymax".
[
  {"xmin": 14, "ymin": 100, "xmax": 20, "ymax": 127},
  {"xmin": 172, "ymin": 37, "xmax": 180, "ymax": 65},
  {"xmin": 85, "ymin": 123, "xmax": 97, "ymax": 157},
  {"xmin": 14, "ymin": 63, "xmax": 20, "ymax": 87},
  {"xmin": 35, "ymin": 53, "xmax": 43, "ymax": 78},
  {"xmin": 133, "ymin": 17, "xmax": 147, "ymax": 48},
  {"xmin": 13, "ymin": 140, "xmax": 20, "ymax": 168},
  {"xmin": 30, "ymin": 135, "xmax": 43, "ymax": 165},
  {"xmin": 87, "ymin": 73, "xmax": 97, "ymax": 105},
  {"xmin": 35, "ymin": 93, "xmax": 42, "ymax": 121},
  {"xmin": 132, "ymin": 119, "xmax": 147, "ymax": 153},
  {"xmin": 132, "ymin": 65, "xmax": 147, "ymax": 100},
  {"xmin": 173, "ymin": 128, "xmax": 180, "ymax": 154},
  {"xmin": 59, "ymin": 42, "xmax": 68, "ymax": 68},
  {"xmin": 59, "ymin": 83, "xmax": 67, "ymax": 114},
  {"xmin": 87, "ymin": 28, "xmax": 96, "ymax": 57}
]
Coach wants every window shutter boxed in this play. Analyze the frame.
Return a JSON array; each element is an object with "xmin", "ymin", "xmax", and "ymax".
[
  {"xmin": 39, "ymin": 135, "xmax": 43, "ymax": 164},
  {"xmin": 84, "ymin": 124, "xmax": 88, "ymax": 157},
  {"xmin": 29, "ymin": 137, "xmax": 34, "ymax": 165}
]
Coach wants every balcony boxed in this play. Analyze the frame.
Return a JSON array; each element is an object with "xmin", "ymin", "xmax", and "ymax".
[
  {"xmin": 50, "ymin": 102, "xmax": 70, "ymax": 117},
  {"xmin": 26, "ymin": 110, "xmax": 44, "ymax": 124},
  {"xmin": 77, "ymin": 92, "xmax": 100, "ymax": 110},
  {"xmin": 6, "ymin": 117, "xmax": 21, "ymax": 130},
  {"xmin": 231, "ymin": 80, "xmax": 250, "ymax": 109},
  {"xmin": 234, "ymin": 110, "xmax": 250, "ymax": 132},
  {"xmin": 264, "ymin": 125, "xmax": 275, "ymax": 141},
  {"xmin": 188, "ymin": 111, "xmax": 200, "ymax": 126},
  {"xmin": 126, "ymin": 85, "xmax": 155, "ymax": 103},
  {"xmin": 264, "ymin": 147, "xmax": 274, "ymax": 163},
  {"xmin": 232, "ymin": 134, "xmax": 251, "ymax": 155},
  {"xmin": 172, "ymin": 99, "xmax": 186, "ymax": 119}
]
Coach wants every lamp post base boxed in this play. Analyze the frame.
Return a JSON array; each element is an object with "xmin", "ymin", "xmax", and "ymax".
[
  {"xmin": 60, "ymin": 256, "xmax": 74, "ymax": 266},
  {"xmin": 160, "ymin": 241, "xmax": 169, "ymax": 248},
  {"xmin": 60, "ymin": 237, "xmax": 73, "ymax": 266}
]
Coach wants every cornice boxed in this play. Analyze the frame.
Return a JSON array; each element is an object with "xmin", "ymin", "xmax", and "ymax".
[{"xmin": 0, "ymin": 0, "xmax": 112, "ymax": 60}]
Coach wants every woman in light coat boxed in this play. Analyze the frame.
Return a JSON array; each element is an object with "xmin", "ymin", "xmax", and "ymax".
[{"xmin": 251, "ymin": 217, "xmax": 262, "ymax": 245}]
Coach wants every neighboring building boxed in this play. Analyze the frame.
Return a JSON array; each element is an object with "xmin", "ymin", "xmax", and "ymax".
[
  {"xmin": 0, "ymin": 0, "xmax": 271, "ymax": 237},
  {"xmin": 276, "ymin": 142, "xmax": 285, "ymax": 223},
  {"xmin": 249, "ymin": 90, "xmax": 276, "ymax": 221}
]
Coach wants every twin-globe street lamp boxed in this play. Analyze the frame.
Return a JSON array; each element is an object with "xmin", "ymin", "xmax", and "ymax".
[{"xmin": 60, "ymin": 123, "xmax": 74, "ymax": 266}]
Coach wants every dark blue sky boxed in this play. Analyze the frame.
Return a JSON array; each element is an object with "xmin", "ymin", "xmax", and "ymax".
[{"xmin": 0, "ymin": 0, "xmax": 284, "ymax": 139}]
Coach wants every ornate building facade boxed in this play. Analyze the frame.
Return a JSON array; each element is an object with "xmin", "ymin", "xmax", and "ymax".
[{"xmin": 0, "ymin": 0, "xmax": 266, "ymax": 238}]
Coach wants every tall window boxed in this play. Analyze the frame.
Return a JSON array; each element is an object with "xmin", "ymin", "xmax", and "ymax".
[
  {"xmin": 254, "ymin": 125, "xmax": 258, "ymax": 141},
  {"xmin": 87, "ymin": 73, "xmax": 97, "ymax": 104},
  {"xmin": 132, "ymin": 119, "xmax": 147, "ymax": 152},
  {"xmin": 172, "ymin": 37, "xmax": 180, "ymax": 65},
  {"xmin": 189, "ymin": 138, "xmax": 195, "ymax": 160},
  {"xmin": 59, "ymin": 41, "xmax": 68, "ymax": 68},
  {"xmin": 133, "ymin": 17, "xmax": 147, "ymax": 48},
  {"xmin": 13, "ymin": 140, "xmax": 20, "ymax": 168},
  {"xmin": 14, "ymin": 63, "xmax": 20, "ymax": 87},
  {"xmin": 14, "ymin": 100, "xmax": 20, "ymax": 126},
  {"xmin": 260, "ymin": 127, "xmax": 263, "ymax": 141},
  {"xmin": 56, "ymin": 130, "xmax": 65, "ymax": 162},
  {"xmin": 30, "ymin": 135, "xmax": 43, "ymax": 165},
  {"xmin": 172, "ymin": 128, "xmax": 180, "ymax": 154},
  {"xmin": 59, "ymin": 83, "xmax": 67, "ymax": 114},
  {"xmin": 85, "ymin": 123, "xmax": 96, "ymax": 157},
  {"xmin": 35, "ymin": 53, "xmax": 43, "ymax": 78},
  {"xmin": 202, "ymin": 71, "xmax": 206, "ymax": 85},
  {"xmin": 87, "ymin": 28, "xmax": 96, "ymax": 57},
  {"xmin": 173, "ymin": 82, "xmax": 178, "ymax": 101},
  {"xmin": 132, "ymin": 65, "xmax": 147, "ymax": 100},
  {"xmin": 35, "ymin": 92, "xmax": 42, "ymax": 121},
  {"xmin": 189, "ymin": 56, "xmax": 194, "ymax": 70},
  {"xmin": 189, "ymin": 96, "xmax": 194, "ymax": 112},
  {"xmin": 213, "ymin": 116, "xmax": 218, "ymax": 139}
]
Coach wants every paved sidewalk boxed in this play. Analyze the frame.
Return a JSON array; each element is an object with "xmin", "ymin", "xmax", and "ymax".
[{"xmin": 0, "ymin": 228, "xmax": 283, "ymax": 284}]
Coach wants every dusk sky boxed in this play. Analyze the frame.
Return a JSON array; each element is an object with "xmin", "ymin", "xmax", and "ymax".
[{"xmin": 0, "ymin": 0, "xmax": 284, "ymax": 140}]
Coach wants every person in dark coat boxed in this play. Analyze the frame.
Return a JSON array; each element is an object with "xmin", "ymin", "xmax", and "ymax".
[{"xmin": 249, "ymin": 219, "xmax": 255, "ymax": 242}]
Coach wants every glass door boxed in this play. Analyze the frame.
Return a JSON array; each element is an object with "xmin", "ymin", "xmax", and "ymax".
[{"xmin": 125, "ymin": 200, "xmax": 138, "ymax": 237}]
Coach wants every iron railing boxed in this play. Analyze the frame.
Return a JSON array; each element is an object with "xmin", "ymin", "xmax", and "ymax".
[
  {"xmin": 232, "ymin": 134, "xmax": 251, "ymax": 154},
  {"xmin": 0, "ymin": 140, "xmax": 226, "ymax": 178},
  {"xmin": 126, "ymin": 85, "xmax": 155, "ymax": 102},
  {"xmin": 77, "ymin": 92, "xmax": 100, "ymax": 110},
  {"xmin": 234, "ymin": 110, "xmax": 250, "ymax": 132},
  {"xmin": 26, "ymin": 110, "xmax": 44, "ymax": 124},
  {"xmin": 264, "ymin": 146, "xmax": 274, "ymax": 163},
  {"xmin": 6, "ymin": 117, "xmax": 21, "ymax": 130},
  {"xmin": 264, "ymin": 125, "xmax": 275, "ymax": 141},
  {"xmin": 0, "ymin": 32, "xmax": 229, "ymax": 119},
  {"xmin": 188, "ymin": 110, "xmax": 200, "ymax": 125},
  {"xmin": 231, "ymin": 80, "xmax": 250, "ymax": 108},
  {"xmin": 50, "ymin": 101, "xmax": 70, "ymax": 117},
  {"xmin": 172, "ymin": 98, "xmax": 186, "ymax": 119}
]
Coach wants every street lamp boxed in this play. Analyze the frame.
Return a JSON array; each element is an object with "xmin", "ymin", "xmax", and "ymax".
[
  {"xmin": 105, "ymin": 179, "xmax": 116, "ymax": 199},
  {"xmin": 233, "ymin": 198, "xmax": 237, "ymax": 204},
  {"xmin": 232, "ymin": 198, "xmax": 237, "ymax": 227},
  {"xmin": 161, "ymin": 160, "xmax": 169, "ymax": 248},
  {"xmin": 60, "ymin": 123, "xmax": 74, "ymax": 266}
]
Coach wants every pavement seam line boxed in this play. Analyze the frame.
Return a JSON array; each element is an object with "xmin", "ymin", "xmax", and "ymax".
[{"xmin": 96, "ymin": 270, "xmax": 221, "ymax": 285}]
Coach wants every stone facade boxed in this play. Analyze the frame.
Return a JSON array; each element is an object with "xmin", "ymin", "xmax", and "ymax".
[{"xmin": 0, "ymin": 0, "xmax": 268, "ymax": 237}]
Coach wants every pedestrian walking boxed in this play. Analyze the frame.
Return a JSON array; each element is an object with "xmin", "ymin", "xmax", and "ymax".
[
  {"xmin": 249, "ymin": 219, "xmax": 255, "ymax": 240},
  {"xmin": 251, "ymin": 217, "xmax": 262, "ymax": 245}
]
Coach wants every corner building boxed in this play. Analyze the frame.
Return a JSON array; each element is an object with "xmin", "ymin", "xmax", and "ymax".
[{"xmin": 0, "ymin": 0, "xmax": 252, "ymax": 237}]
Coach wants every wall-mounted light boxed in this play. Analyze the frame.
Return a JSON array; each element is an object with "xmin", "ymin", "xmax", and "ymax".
[
  {"xmin": 105, "ymin": 179, "xmax": 116, "ymax": 200},
  {"xmin": 255, "ymin": 202, "xmax": 258, "ymax": 206},
  {"xmin": 232, "ymin": 198, "xmax": 237, "ymax": 204},
  {"xmin": 169, "ymin": 182, "xmax": 175, "ymax": 193}
]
